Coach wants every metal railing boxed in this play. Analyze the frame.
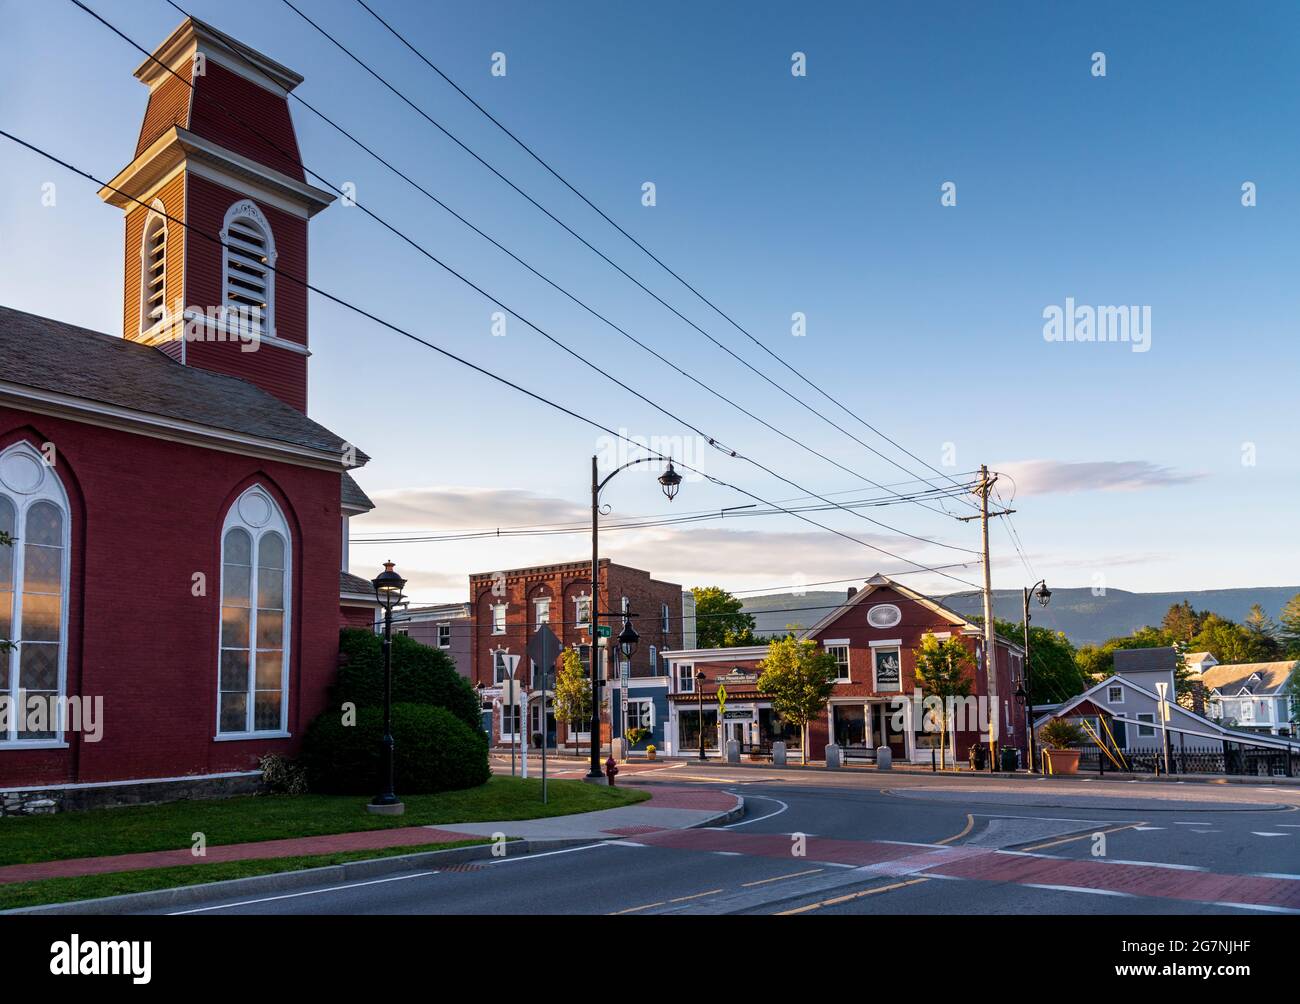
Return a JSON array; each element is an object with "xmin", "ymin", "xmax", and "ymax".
[{"xmin": 1075, "ymin": 741, "xmax": 1299, "ymax": 777}]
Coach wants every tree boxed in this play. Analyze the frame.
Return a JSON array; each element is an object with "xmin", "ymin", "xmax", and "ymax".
[
  {"xmin": 692, "ymin": 586, "xmax": 757, "ymax": 649},
  {"xmin": 553, "ymin": 648, "xmax": 593, "ymax": 758},
  {"xmin": 1244, "ymin": 604, "xmax": 1282, "ymax": 660},
  {"xmin": 756, "ymin": 636, "xmax": 838, "ymax": 764},
  {"xmin": 1279, "ymin": 593, "xmax": 1300, "ymax": 658},
  {"xmin": 1191, "ymin": 614, "xmax": 1272, "ymax": 664},
  {"xmin": 1161, "ymin": 600, "xmax": 1204, "ymax": 643},
  {"xmin": 911, "ymin": 633, "xmax": 973, "ymax": 770},
  {"xmin": 993, "ymin": 618, "xmax": 1087, "ymax": 705}
]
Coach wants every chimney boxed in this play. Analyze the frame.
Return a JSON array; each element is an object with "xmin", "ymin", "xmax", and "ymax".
[{"xmin": 847, "ymin": 586, "xmax": 858, "ymax": 599}]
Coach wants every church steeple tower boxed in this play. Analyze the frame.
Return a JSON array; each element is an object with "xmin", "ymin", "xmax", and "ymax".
[{"xmin": 98, "ymin": 17, "xmax": 334, "ymax": 412}]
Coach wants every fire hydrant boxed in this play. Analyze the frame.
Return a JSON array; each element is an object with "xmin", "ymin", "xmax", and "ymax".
[{"xmin": 604, "ymin": 756, "xmax": 619, "ymax": 786}]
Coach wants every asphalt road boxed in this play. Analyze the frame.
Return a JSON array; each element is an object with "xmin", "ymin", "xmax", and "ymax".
[{"xmin": 144, "ymin": 763, "xmax": 1300, "ymax": 916}]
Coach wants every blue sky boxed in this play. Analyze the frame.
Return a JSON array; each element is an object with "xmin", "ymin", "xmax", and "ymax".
[{"xmin": 2, "ymin": 0, "xmax": 1298, "ymax": 604}]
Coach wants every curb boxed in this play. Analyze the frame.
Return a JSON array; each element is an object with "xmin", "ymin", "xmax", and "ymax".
[
  {"xmin": 2, "ymin": 791, "xmax": 746, "ymax": 916},
  {"xmin": 2, "ymin": 837, "xmax": 590, "ymax": 916},
  {"xmin": 665, "ymin": 757, "xmax": 1300, "ymax": 788}
]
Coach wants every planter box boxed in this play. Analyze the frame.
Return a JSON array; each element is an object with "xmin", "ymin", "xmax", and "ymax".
[{"xmin": 1044, "ymin": 749, "xmax": 1081, "ymax": 775}]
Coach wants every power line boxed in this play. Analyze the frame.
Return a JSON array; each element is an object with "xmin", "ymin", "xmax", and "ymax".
[
  {"xmin": 82, "ymin": 0, "xmax": 979, "ymax": 556},
  {"xmin": 1, "ymin": 126, "xmax": 981, "ymax": 591},
  {"xmin": 278, "ymin": 0, "xmax": 979, "ymax": 514},
  {"xmin": 352, "ymin": 484, "xmax": 978, "ymax": 545},
  {"xmin": 350, "ymin": 473, "xmax": 981, "ymax": 538}
]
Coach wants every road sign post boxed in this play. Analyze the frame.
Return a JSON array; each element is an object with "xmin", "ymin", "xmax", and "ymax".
[{"xmin": 528, "ymin": 625, "xmax": 562, "ymax": 803}]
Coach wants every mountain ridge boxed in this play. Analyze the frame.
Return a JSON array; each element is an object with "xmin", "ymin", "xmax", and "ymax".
[{"xmin": 737, "ymin": 584, "xmax": 1300, "ymax": 647}]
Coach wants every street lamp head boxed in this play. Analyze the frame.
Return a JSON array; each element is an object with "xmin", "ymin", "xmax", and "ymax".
[
  {"xmin": 371, "ymin": 560, "xmax": 407, "ymax": 611},
  {"xmin": 617, "ymin": 615, "xmax": 640, "ymax": 659},
  {"xmin": 658, "ymin": 460, "xmax": 682, "ymax": 501},
  {"xmin": 1013, "ymin": 683, "xmax": 1027, "ymax": 705},
  {"xmin": 695, "ymin": 670, "xmax": 706, "ymax": 683},
  {"xmin": 1035, "ymin": 582, "xmax": 1051, "ymax": 607}
]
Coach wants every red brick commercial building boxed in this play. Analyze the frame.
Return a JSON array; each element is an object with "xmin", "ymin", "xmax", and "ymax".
[
  {"xmin": 0, "ymin": 18, "xmax": 375, "ymax": 805},
  {"xmin": 470, "ymin": 559, "xmax": 683, "ymax": 751},
  {"xmin": 662, "ymin": 574, "xmax": 1026, "ymax": 765}
]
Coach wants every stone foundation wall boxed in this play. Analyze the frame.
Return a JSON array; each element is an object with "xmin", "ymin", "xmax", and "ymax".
[{"xmin": 0, "ymin": 773, "xmax": 263, "ymax": 817}]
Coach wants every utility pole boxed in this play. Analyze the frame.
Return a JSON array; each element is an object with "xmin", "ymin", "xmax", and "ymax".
[
  {"xmin": 979, "ymin": 465, "xmax": 998, "ymax": 768},
  {"xmin": 959, "ymin": 465, "xmax": 1015, "ymax": 770}
]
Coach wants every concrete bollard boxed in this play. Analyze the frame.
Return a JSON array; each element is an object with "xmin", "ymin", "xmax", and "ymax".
[
  {"xmin": 725, "ymin": 738, "xmax": 741, "ymax": 764},
  {"xmin": 825, "ymin": 744, "xmax": 842, "ymax": 769},
  {"xmin": 772, "ymin": 741, "xmax": 787, "ymax": 766},
  {"xmin": 876, "ymin": 745, "xmax": 892, "ymax": 770}
]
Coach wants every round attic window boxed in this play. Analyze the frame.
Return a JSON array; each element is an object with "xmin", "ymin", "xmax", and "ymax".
[
  {"xmin": 237, "ymin": 489, "xmax": 273, "ymax": 528},
  {"xmin": 866, "ymin": 603, "xmax": 902, "ymax": 629},
  {"xmin": 0, "ymin": 449, "xmax": 45, "ymax": 495}
]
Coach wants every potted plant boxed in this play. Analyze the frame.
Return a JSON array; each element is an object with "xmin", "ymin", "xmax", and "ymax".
[
  {"xmin": 645, "ymin": 744, "xmax": 657, "ymax": 761},
  {"xmin": 1038, "ymin": 718, "xmax": 1086, "ymax": 774}
]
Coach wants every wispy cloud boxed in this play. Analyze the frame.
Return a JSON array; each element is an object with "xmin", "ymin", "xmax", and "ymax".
[
  {"xmin": 995, "ymin": 460, "xmax": 1205, "ymax": 496},
  {"xmin": 365, "ymin": 485, "xmax": 587, "ymax": 529}
]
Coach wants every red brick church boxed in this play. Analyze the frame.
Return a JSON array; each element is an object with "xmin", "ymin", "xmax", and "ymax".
[{"xmin": 0, "ymin": 18, "xmax": 378, "ymax": 802}]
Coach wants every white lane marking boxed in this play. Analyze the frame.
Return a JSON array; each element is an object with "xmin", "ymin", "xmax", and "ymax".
[
  {"xmin": 1251, "ymin": 831, "xmax": 1289, "ymax": 837},
  {"xmin": 169, "ymin": 870, "xmax": 439, "ymax": 915},
  {"xmin": 606, "ymin": 840, "xmax": 650, "ymax": 847},
  {"xmin": 1024, "ymin": 883, "xmax": 1135, "ymax": 898},
  {"xmin": 1278, "ymin": 824, "xmax": 1300, "ymax": 828},
  {"xmin": 722, "ymin": 794, "xmax": 789, "ymax": 829},
  {"xmin": 1213, "ymin": 901, "xmax": 1300, "ymax": 915},
  {"xmin": 1132, "ymin": 826, "xmax": 1164, "ymax": 831},
  {"xmin": 713, "ymin": 851, "xmax": 743, "ymax": 856},
  {"xmin": 1106, "ymin": 859, "xmax": 1206, "ymax": 871},
  {"xmin": 1253, "ymin": 871, "xmax": 1300, "ymax": 880},
  {"xmin": 485, "ymin": 843, "xmax": 613, "ymax": 865},
  {"xmin": 875, "ymin": 839, "xmax": 951, "ymax": 849}
]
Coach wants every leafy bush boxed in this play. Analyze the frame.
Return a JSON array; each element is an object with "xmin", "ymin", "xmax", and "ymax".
[
  {"xmin": 333, "ymin": 628, "xmax": 480, "ymax": 732},
  {"xmin": 1038, "ymin": 718, "xmax": 1086, "ymax": 750},
  {"xmin": 302, "ymin": 703, "xmax": 490, "ymax": 795},
  {"xmin": 258, "ymin": 753, "xmax": 308, "ymax": 795}
]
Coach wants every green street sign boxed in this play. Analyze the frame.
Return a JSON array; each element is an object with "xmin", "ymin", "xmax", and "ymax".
[{"xmin": 596, "ymin": 625, "xmax": 611, "ymax": 638}]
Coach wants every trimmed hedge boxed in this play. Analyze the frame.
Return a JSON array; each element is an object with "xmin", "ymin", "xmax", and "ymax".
[
  {"xmin": 333, "ymin": 628, "xmax": 481, "ymax": 733},
  {"xmin": 302, "ymin": 703, "xmax": 490, "ymax": 795}
]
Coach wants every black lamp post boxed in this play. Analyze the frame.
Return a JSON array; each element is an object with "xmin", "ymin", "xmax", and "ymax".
[
  {"xmin": 587, "ymin": 456, "xmax": 682, "ymax": 780},
  {"xmin": 368, "ymin": 560, "xmax": 406, "ymax": 814},
  {"xmin": 696, "ymin": 670, "xmax": 707, "ymax": 760},
  {"xmin": 1021, "ymin": 579, "xmax": 1050, "ymax": 774}
]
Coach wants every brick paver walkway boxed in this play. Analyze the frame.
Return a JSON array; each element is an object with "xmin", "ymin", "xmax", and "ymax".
[{"xmin": 0, "ymin": 784, "xmax": 733, "ymax": 886}]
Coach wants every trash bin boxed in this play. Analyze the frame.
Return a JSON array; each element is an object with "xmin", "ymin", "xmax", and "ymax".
[
  {"xmin": 969, "ymin": 743, "xmax": 987, "ymax": 771},
  {"xmin": 1000, "ymin": 747, "xmax": 1019, "ymax": 772}
]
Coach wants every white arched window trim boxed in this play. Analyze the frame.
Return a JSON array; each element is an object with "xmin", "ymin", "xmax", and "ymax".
[
  {"xmin": 138, "ymin": 199, "xmax": 168, "ymax": 336},
  {"xmin": 220, "ymin": 198, "xmax": 276, "ymax": 340},
  {"xmin": 217, "ymin": 484, "xmax": 291, "ymax": 740},
  {"xmin": 0, "ymin": 441, "xmax": 71, "ymax": 747}
]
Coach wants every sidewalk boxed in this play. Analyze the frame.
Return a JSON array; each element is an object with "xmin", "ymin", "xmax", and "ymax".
[
  {"xmin": 0, "ymin": 783, "xmax": 741, "ymax": 886},
  {"xmin": 652, "ymin": 755, "xmax": 1300, "ymax": 786}
]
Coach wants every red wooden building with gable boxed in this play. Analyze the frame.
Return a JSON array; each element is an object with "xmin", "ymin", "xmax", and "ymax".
[
  {"xmin": 662, "ymin": 574, "xmax": 1027, "ymax": 764},
  {"xmin": 0, "ymin": 18, "xmax": 377, "ymax": 807}
]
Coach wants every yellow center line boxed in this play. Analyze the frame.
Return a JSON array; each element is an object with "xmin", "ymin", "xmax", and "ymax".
[
  {"xmin": 936, "ymin": 813, "xmax": 975, "ymax": 845},
  {"xmin": 778, "ymin": 877, "xmax": 930, "ymax": 915},
  {"xmin": 742, "ymin": 868, "xmax": 825, "ymax": 887},
  {"xmin": 1020, "ymin": 821, "xmax": 1146, "ymax": 852}
]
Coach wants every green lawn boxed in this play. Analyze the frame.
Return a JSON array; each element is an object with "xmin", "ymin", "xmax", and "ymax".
[
  {"xmin": 0, "ymin": 838, "xmax": 497, "ymax": 912},
  {"xmin": 0, "ymin": 777, "xmax": 647, "ymax": 867}
]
